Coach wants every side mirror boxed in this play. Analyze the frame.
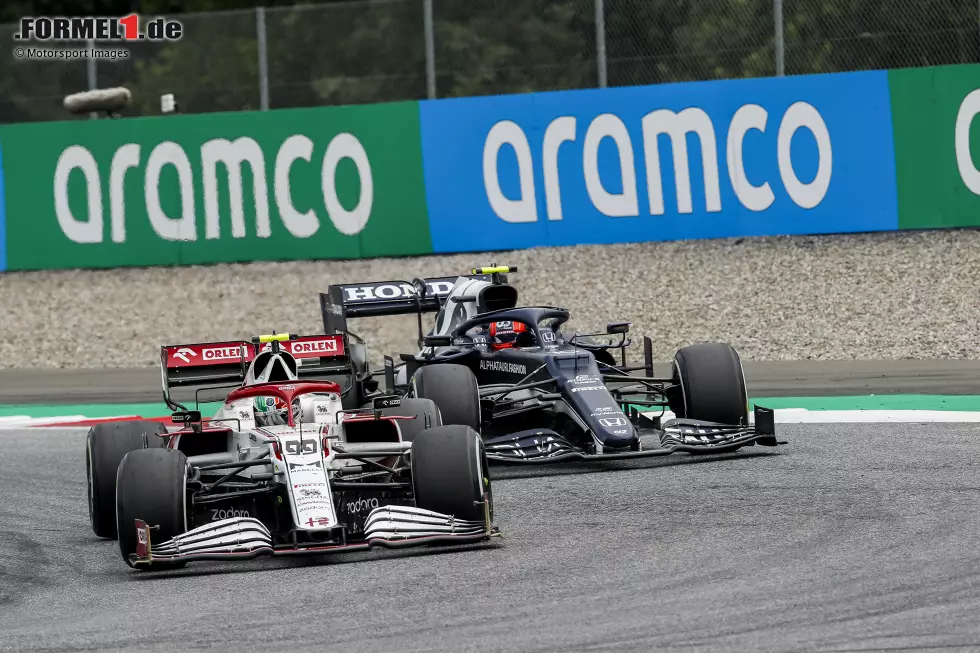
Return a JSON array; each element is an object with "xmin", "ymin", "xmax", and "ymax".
[
  {"xmin": 423, "ymin": 335, "xmax": 453, "ymax": 348},
  {"xmin": 606, "ymin": 322, "xmax": 631, "ymax": 335}
]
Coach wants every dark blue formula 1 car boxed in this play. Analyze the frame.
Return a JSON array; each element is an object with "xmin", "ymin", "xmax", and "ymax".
[{"xmin": 319, "ymin": 265, "xmax": 783, "ymax": 463}]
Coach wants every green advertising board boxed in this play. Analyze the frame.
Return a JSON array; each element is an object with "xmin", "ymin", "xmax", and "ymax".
[
  {"xmin": 0, "ymin": 101, "xmax": 432, "ymax": 270},
  {"xmin": 890, "ymin": 64, "xmax": 980, "ymax": 230}
]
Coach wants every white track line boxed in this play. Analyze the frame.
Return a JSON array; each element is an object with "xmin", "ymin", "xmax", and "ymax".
[
  {"xmin": 4, "ymin": 408, "xmax": 980, "ymax": 430},
  {"xmin": 647, "ymin": 409, "xmax": 980, "ymax": 424}
]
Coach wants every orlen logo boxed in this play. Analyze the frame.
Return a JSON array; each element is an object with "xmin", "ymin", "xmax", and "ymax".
[
  {"xmin": 202, "ymin": 346, "xmax": 243, "ymax": 360},
  {"xmin": 291, "ymin": 339, "xmax": 338, "ymax": 354}
]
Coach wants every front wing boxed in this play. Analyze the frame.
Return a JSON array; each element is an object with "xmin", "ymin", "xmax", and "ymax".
[
  {"xmin": 484, "ymin": 408, "xmax": 786, "ymax": 463},
  {"xmin": 129, "ymin": 505, "xmax": 498, "ymax": 568}
]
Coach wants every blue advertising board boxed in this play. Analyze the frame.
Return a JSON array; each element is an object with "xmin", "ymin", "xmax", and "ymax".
[{"xmin": 419, "ymin": 70, "xmax": 898, "ymax": 253}]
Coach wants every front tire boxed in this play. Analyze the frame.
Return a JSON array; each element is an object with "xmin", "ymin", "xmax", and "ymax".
[
  {"xmin": 412, "ymin": 425, "xmax": 491, "ymax": 523},
  {"xmin": 86, "ymin": 420, "xmax": 169, "ymax": 539},
  {"xmin": 410, "ymin": 364, "xmax": 481, "ymax": 432},
  {"xmin": 669, "ymin": 343, "xmax": 748, "ymax": 425},
  {"xmin": 116, "ymin": 448, "xmax": 188, "ymax": 570}
]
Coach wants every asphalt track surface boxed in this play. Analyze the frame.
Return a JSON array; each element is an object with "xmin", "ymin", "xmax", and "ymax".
[
  {"xmin": 4, "ymin": 421, "xmax": 980, "ymax": 652},
  {"xmin": 4, "ymin": 359, "xmax": 980, "ymax": 405}
]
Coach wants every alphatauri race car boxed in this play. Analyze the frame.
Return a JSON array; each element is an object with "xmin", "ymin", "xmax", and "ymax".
[
  {"xmin": 85, "ymin": 333, "xmax": 497, "ymax": 571},
  {"xmin": 318, "ymin": 265, "xmax": 785, "ymax": 463}
]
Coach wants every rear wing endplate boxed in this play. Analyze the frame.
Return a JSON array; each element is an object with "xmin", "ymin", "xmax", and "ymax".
[
  {"xmin": 319, "ymin": 274, "xmax": 494, "ymax": 334},
  {"xmin": 160, "ymin": 334, "xmax": 350, "ymax": 409}
]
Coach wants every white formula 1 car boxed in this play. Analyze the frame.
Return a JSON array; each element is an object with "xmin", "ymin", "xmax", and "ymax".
[{"xmin": 85, "ymin": 333, "xmax": 498, "ymax": 571}]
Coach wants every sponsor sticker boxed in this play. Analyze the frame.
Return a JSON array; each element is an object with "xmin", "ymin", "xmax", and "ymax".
[
  {"xmin": 202, "ymin": 346, "xmax": 244, "ymax": 361},
  {"xmin": 571, "ymin": 385, "xmax": 604, "ymax": 393},
  {"xmin": 599, "ymin": 417, "xmax": 628, "ymax": 427},
  {"xmin": 290, "ymin": 339, "xmax": 338, "ymax": 355},
  {"xmin": 480, "ymin": 360, "xmax": 527, "ymax": 375},
  {"xmin": 345, "ymin": 497, "xmax": 380, "ymax": 514},
  {"xmin": 305, "ymin": 517, "xmax": 332, "ymax": 527},
  {"xmin": 288, "ymin": 460, "xmax": 322, "ymax": 472},
  {"xmin": 342, "ymin": 280, "xmax": 454, "ymax": 302},
  {"xmin": 312, "ymin": 401, "xmax": 333, "ymax": 422},
  {"xmin": 172, "ymin": 347, "xmax": 197, "ymax": 363},
  {"xmin": 211, "ymin": 508, "xmax": 250, "ymax": 520}
]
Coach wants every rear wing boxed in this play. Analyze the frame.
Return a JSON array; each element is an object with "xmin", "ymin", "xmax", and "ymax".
[
  {"xmin": 160, "ymin": 334, "xmax": 349, "ymax": 409},
  {"xmin": 319, "ymin": 274, "xmax": 495, "ymax": 334}
]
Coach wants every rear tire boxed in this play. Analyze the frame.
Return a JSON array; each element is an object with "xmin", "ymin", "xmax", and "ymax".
[
  {"xmin": 116, "ymin": 448, "xmax": 188, "ymax": 571},
  {"xmin": 410, "ymin": 364, "xmax": 481, "ymax": 432},
  {"xmin": 86, "ymin": 420, "xmax": 168, "ymax": 539},
  {"xmin": 382, "ymin": 398, "xmax": 442, "ymax": 442},
  {"xmin": 669, "ymin": 343, "xmax": 748, "ymax": 425},
  {"xmin": 412, "ymin": 425, "xmax": 491, "ymax": 522}
]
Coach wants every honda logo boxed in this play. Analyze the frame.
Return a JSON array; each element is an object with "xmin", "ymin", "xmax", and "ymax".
[{"xmin": 599, "ymin": 417, "xmax": 628, "ymax": 427}]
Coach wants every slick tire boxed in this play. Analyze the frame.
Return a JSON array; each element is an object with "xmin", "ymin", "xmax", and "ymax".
[
  {"xmin": 669, "ymin": 343, "xmax": 749, "ymax": 426},
  {"xmin": 86, "ymin": 420, "xmax": 169, "ymax": 539},
  {"xmin": 412, "ymin": 425, "xmax": 491, "ymax": 523},
  {"xmin": 382, "ymin": 398, "xmax": 442, "ymax": 442},
  {"xmin": 116, "ymin": 448, "xmax": 188, "ymax": 571},
  {"xmin": 410, "ymin": 364, "xmax": 481, "ymax": 432}
]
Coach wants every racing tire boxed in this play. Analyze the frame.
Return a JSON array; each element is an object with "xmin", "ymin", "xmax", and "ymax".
[
  {"xmin": 116, "ymin": 448, "xmax": 188, "ymax": 571},
  {"xmin": 382, "ymin": 398, "xmax": 442, "ymax": 442},
  {"xmin": 410, "ymin": 364, "xmax": 481, "ymax": 432},
  {"xmin": 669, "ymin": 343, "xmax": 749, "ymax": 426},
  {"xmin": 86, "ymin": 420, "xmax": 169, "ymax": 539},
  {"xmin": 412, "ymin": 425, "xmax": 492, "ymax": 523}
]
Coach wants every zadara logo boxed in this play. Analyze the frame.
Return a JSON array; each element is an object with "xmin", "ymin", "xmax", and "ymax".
[
  {"xmin": 52, "ymin": 135, "xmax": 375, "ymax": 246},
  {"xmin": 346, "ymin": 498, "xmax": 379, "ymax": 514},
  {"xmin": 211, "ymin": 508, "xmax": 250, "ymax": 520}
]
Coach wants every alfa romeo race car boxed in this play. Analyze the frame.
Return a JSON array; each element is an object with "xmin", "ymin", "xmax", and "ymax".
[
  {"xmin": 317, "ymin": 265, "xmax": 785, "ymax": 463},
  {"xmin": 85, "ymin": 333, "xmax": 497, "ymax": 571}
]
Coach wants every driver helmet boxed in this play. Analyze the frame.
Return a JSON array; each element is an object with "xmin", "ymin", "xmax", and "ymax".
[
  {"xmin": 489, "ymin": 320, "xmax": 532, "ymax": 351},
  {"xmin": 254, "ymin": 395, "xmax": 288, "ymax": 426}
]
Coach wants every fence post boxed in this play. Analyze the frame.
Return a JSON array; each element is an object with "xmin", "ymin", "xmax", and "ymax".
[
  {"xmin": 774, "ymin": 0, "xmax": 785, "ymax": 76},
  {"xmin": 256, "ymin": 6, "xmax": 270, "ymax": 110},
  {"xmin": 596, "ymin": 0, "xmax": 607, "ymax": 87},
  {"xmin": 86, "ymin": 37, "xmax": 97, "ymax": 119},
  {"xmin": 423, "ymin": 0, "xmax": 437, "ymax": 99}
]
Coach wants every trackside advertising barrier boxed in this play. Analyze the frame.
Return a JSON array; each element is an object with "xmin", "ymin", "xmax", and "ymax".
[
  {"xmin": 2, "ymin": 64, "xmax": 980, "ymax": 271},
  {"xmin": 419, "ymin": 70, "xmax": 898, "ymax": 252},
  {"xmin": 0, "ymin": 102, "xmax": 432, "ymax": 271}
]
